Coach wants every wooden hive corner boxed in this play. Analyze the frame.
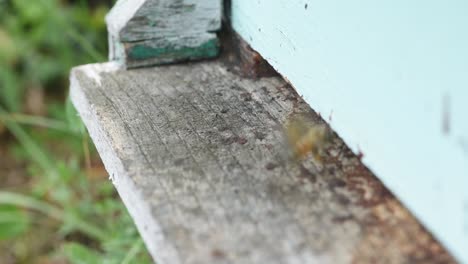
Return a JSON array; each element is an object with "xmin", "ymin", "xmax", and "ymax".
[{"xmin": 106, "ymin": 0, "xmax": 222, "ymax": 69}]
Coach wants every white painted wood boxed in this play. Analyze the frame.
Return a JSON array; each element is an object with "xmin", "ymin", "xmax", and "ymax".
[
  {"xmin": 105, "ymin": 0, "xmax": 146, "ymax": 38},
  {"xmin": 231, "ymin": 1, "xmax": 468, "ymax": 262},
  {"xmin": 70, "ymin": 61, "xmax": 455, "ymax": 264}
]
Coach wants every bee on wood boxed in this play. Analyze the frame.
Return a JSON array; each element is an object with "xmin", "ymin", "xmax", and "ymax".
[{"xmin": 284, "ymin": 115, "xmax": 333, "ymax": 162}]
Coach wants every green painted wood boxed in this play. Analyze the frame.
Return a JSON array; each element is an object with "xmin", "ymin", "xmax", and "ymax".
[{"xmin": 106, "ymin": 0, "xmax": 222, "ymax": 68}]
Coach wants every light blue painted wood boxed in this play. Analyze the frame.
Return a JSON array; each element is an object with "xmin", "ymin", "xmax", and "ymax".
[{"xmin": 232, "ymin": 0, "xmax": 468, "ymax": 262}]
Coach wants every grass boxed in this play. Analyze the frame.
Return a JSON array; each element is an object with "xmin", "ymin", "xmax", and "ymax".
[{"xmin": 0, "ymin": 0, "xmax": 152, "ymax": 263}]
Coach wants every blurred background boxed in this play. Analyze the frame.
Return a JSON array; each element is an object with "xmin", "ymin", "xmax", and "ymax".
[{"xmin": 0, "ymin": 0, "xmax": 152, "ymax": 263}]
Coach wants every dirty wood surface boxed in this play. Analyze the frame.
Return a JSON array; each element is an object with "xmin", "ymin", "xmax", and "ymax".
[{"xmin": 70, "ymin": 61, "xmax": 455, "ymax": 264}]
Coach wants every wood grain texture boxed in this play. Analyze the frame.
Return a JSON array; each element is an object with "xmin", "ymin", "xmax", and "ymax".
[
  {"xmin": 70, "ymin": 61, "xmax": 455, "ymax": 264},
  {"xmin": 106, "ymin": 0, "xmax": 222, "ymax": 68}
]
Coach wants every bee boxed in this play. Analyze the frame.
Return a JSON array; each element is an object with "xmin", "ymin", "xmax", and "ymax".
[{"xmin": 284, "ymin": 115, "xmax": 333, "ymax": 162}]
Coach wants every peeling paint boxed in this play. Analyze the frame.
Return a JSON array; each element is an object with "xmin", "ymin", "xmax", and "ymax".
[{"xmin": 106, "ymin": 0, "xmax": 222, "ymax": 68}]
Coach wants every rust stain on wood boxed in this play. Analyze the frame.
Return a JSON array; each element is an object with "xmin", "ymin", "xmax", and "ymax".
[{"xmin": 319, "ymin": 126, "xmax": 456, "ymax": 263}]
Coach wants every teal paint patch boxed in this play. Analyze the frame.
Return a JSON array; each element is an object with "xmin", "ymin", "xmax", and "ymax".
[{"xmin": 128, "ymin": 39, "xmax": 219, "ymax": 61}]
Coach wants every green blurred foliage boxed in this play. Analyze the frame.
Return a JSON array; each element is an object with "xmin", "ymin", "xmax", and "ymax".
[
  {"xmin": 0, "ymin": 205, "xmax": 30, "ymax": 240},
  {"xmin": 0, "ymin": 0, "xmax": 107, "ymax": 111},
  {"xmin": 0, "ymin": 0, "xmax": 152, "ymax": 263},
  {"xmin": 63, "ymin": 242, "xmax": 103, "ymax": 264}
]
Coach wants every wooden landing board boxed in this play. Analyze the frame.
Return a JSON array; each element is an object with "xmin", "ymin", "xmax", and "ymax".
[{"xmin": 70, "ymin": 61, "xmax": 455, "ymax": 264}]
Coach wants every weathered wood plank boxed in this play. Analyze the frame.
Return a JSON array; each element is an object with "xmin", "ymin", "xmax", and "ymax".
[
  {"xmin": 106, "ymin": 0, "xmax": 222, "ymax": 68},
  {"xmin": 231, "ymin": 1, "xmax": 468, "ymax": 262},
  {"xmin": 70, "ymin": 61, "xmax": 455, "ymax": 264}
]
